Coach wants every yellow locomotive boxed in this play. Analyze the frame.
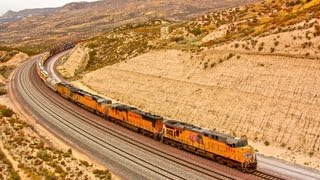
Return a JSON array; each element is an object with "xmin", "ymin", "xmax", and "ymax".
[
  {"xmin": 108, "ymin": 103, "xmax": 164, "ymax": 139},
  {"xmin": 163, "ymin": 120, "xmax": 257, "ymax": 173},
  {"xmin": 56, "ymin": 82, "xmax": 112, "ymax": 116}
]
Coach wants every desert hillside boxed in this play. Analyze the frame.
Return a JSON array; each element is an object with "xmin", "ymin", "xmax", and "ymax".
[
  {"xmin": 0, "ymin": 0, "xmax": 256, "ymax": 54},
  {"xmin": 0, "ymin": 47, "xmax": 29, "ymax": 95},
  {"xmin": 59, "ymin": 0, "xmax": 320, "ymax": 169}
]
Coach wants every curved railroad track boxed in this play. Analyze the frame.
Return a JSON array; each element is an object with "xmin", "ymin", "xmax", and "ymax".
[
  {"xmin": 9, "ymin": 52, "xmax": 295, "ymax": 179},
  {"xmin": 10, "ymin": 55, "xmax": 246, "ymax": 179}
]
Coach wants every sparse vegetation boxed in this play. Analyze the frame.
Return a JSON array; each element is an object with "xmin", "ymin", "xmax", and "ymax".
[
  {"xmin": 0, "ymin": 149, "xmax": 20, "ymax": 180},
  {"xmin": 203, "ymin": 62, "xmax": 209, "ymax": 69},
  {"xmin": 0, "ymin": 107, "xmax": 14, "ymax": 118},
  {"xmin": 308, "ymin": 151, "xmax": 314, "ymax": 157},
  {"xmin": 0, "ymin": 105, "xmax": 111, "ymax": 179},
  {"xmin": 270, "ymin": 47, "xmax": 275, "ymax": 53},
  {"xmin": 0, "ymin": 65, "xmax": 16, "ymax": 79},
  {"xmin": 190, "ymin": 28, "xmax": 202, "ymax": 36},
  {"xmin": 264, "ymin": 140, "xmax": 270, "ymax": 146},
  {"xmin": 226, "ymin": 53, "xmax": 234, "ymax": 60}
]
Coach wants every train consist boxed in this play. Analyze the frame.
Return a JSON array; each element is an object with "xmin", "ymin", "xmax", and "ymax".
[{"xmin": 36, "ymin": 44, "xmax": 257, "ymax": 173}]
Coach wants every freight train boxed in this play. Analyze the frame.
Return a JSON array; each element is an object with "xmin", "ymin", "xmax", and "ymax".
[{"xmin": 36, "ymin": 43, "xmax": 257, "ymax": 173}]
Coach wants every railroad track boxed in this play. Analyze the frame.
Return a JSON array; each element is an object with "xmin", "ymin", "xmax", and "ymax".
[
  {"xmin": 13, "ymin": 57, "xmax": 241, "ymax": 179},
  {"xmin": 252, "ymin": 171, "xmax": 284, "ymax": 180}
]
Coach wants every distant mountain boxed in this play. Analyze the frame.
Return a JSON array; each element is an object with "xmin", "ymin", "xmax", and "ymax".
[
  {"xmin": 0, "ymin": 0, "xmax": 258, "ymax": 49},
  {"xmin": 0, "ymin": 8, "xmax": 57, "ymax": 23}
]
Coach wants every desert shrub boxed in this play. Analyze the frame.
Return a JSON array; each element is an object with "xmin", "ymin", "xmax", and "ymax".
[
  {"xmin": 54, "ymin": 165, "xmax": 64, "ymax": 174},
  {"xmin": 80, "ymin": 160, "xmax": 90, "ymax": 167},
  {"xmin": 8, "ymin": 172, "xmax": 20, "ymax": 180},
  {"xmin": 309, "ymin": 151, "xmax": 314, "ymax": 157},
  {"xmin": 36, "ymin": 150, "xmax": 51, "ymax": 162},
  {"xmin": 0, "ymin": 107, "xmax": 14, "ymax": 117},
  {"xmin": 227, "ymin": 53, "xmax": 234, "ymax": 60},
  {"xmin": 0, "ymin": 88, "xmax": 7, "ymax": 95},
  {"xmin": 170, "ymin": 36, "xmax": 185, "ymax": 42},
  {"xmin": 0, "ymin": 65, "xmax": 16, "ymax": 78},
  {"xmin": 235, "ymin": 43, "xmax": 239, "ymax": 48},
  {"xmin": 302, "ymin": 42, "xmax": 312, "ymax": 48},
  {"xmin": 258, "ymin": 46, "xmax": 263, "ymax": 51},
  {"xmin": 93, "ymin": 169, "xmax": 111, "ymax": 179},
  {"xmin": 67, "ymin": 149, "xmax": 72, "ymax": 155},
  {"xmin": 305, "ymin": 52, "xmax": 310, "ymax": 56},
  {"xmin": 203, "ymin": 62, "xmax": 208, "ymax": 69},
  {"xmin": 63, "ymin": 149, "xmax": 72, "ymax": 157},
  {"xmin": 270, "ymin": 47, "xmax": 275, "ymax": 53},
  {"xmin": 274, "ymin": 41, "xmax": 279, "ymax": 46},
  {"xmin": 264, "ymin": 140, "xmax": 270, "ymax": 146},
  {"xmin": 190, "ymin": 28, "xmax": 202, "ymax": 36}
]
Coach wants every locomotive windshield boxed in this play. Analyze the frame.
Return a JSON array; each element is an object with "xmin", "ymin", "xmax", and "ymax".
[
  {"xmin": 228, "ymin": 138, "xmax": 248, "ymax": 148},
  {"xmin": 235, "ymin": 139, "xmax": 248, "ymax": 147}
]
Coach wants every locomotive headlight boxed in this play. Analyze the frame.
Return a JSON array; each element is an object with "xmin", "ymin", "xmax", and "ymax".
[{"xmin": 244, "ymin": 153, "xmax": 252, "ymax": 159}]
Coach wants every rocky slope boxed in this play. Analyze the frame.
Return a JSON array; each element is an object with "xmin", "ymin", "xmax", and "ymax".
[{"xmin": 60, "ymin": 0, "xmax": 320, "ymax": 170}]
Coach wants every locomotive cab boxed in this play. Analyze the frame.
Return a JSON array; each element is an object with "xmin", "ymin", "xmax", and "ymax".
[{"xmin": 227, "ymin": 137, "xmax": 257, "ymax": 173}]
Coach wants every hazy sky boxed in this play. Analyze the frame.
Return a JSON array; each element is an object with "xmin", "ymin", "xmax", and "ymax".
[{"xmin": 0, "ymin": 0, "xmax": 98, "ymax": 16}]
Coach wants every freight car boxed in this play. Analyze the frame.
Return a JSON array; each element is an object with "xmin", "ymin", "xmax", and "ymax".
[
  {"xmin": 49, "ymin": 42, "xmax": 75, "ymax": 57},
  {"xmin": 36, "ymin": 46, "xmax": 257, "ymax": 173}
]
